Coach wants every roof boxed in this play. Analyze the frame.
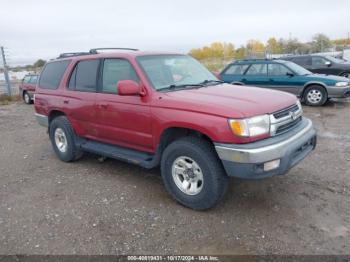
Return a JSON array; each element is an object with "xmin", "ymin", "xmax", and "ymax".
[
  {"xmin": 52, "ymin": 48, "xmax": 183, "ymax": 62},
  {"xmin": 232, "ymin": 59, "xmax": 288, "ymax": 64}
]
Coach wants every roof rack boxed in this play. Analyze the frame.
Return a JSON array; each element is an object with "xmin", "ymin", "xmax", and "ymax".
[
  {"xmin": 57, "ymin": 52, "xmax": 91, "ymax": 59},
  {"xmin": 89, "ymin": 47, "xmax": 139, "ymax": 54}
]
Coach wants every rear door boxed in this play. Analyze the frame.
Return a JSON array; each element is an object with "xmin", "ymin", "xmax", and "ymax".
[
  {"xmin": 242, "ymin": 63, "xmax": 269, "ymax": 87},
  {"xmin": 267, "ymin": 63, "xmax": 303, "ymax": 95},
  {"xmin": 94, "ymin": 58, "xmax": 153, "ymax": 152},
  {"xmin": 63, "ymin": 59, "xmax": 100, "ymax": 139}
]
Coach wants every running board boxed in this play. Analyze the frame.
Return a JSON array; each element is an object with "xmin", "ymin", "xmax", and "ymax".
[{"xmin": 77, "ymin": 138, "xmax": 160, "ymax": 169}]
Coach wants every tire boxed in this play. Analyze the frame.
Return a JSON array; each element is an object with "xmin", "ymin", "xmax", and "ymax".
[
  {"xmin": 303, "ymin": 85, "xmax": 327, "ymax": 106},
  {"xmin": 23, "ymin": 92, "xmax": 32, "ymax": 104},
  {"xmin": 160, "ymin": 136, "xmax": 229, "ymax": 210},
  {"xmin": 49, "ymin": 116, "xmax": 83, "ymax": 162}
]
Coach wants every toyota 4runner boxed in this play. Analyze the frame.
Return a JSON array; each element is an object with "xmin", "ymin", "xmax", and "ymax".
[{"xmin": 34, "ymin": 48, "xmax": 317, "ymax": 210}]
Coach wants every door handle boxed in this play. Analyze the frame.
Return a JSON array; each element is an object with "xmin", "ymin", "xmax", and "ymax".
[
  {"xmin": 63, "ymin": 100, "xmax": 69, "ymax": 104},
  {"xmin": 242, "ymin": 78, "xmax": 247, "ymax": 81},
  {"xmin": 269, "ymin": 78, "xmax": 274, "ymax": 81}
]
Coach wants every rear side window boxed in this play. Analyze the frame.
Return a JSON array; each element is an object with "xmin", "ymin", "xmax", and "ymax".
[
  {"xmin": 102, "ymin": 59, "xmax": 139, "ymax": 93},
  {"xmin": 245, "ymin": 64, "xmax": 267, "ymax": 75},
  {"xmin": 224, "ymin": 64, "xmax": 249, "ymax": 75},
  {"xmin": 68, "ymin": 60, "xmax": 100, "ymax": 92},
  {"xmin": 39, "ymin": 60, "xmax": 70, "ymax": 89}
]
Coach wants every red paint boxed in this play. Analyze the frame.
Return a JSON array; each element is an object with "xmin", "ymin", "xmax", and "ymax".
[{"xmin": 34, "ymin": 51, "xmax": 297, "ymax": 153}]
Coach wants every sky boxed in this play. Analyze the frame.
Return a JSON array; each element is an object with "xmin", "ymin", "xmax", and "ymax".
[{"xmin": 1, "ymin": 0, "xmax": 350, "ymax": 66}]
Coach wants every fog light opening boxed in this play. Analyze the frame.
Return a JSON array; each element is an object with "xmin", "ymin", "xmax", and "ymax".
[{"xmin": 264, "ymin": 159, "xmax": 280, "ymax": 171}]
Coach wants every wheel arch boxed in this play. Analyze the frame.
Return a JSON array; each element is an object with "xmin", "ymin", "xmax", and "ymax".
[{"xmin": 301, "ymin": 81, "xmax": 328, "ymax": 99}]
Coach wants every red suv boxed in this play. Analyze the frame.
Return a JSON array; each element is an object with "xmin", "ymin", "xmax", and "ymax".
[
  {"xmin": 19, "ymin": 74, "xmax": 38, "ymax": 104},
  {"xmin": 34, "ymin": 48, "xmax": 317, "ymax": 210}
]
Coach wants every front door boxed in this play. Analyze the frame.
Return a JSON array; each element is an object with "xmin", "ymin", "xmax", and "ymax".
[
  {"xmin": 242, "ymin": 63, "xmax": 269, "ymax": 87},
  {"xmin": 267, "ymin": 63, "xmax": 303, "ymax": 95},
  {"xmin": 94, "ymin": 58, "xmax": 153, "ymax": 153}
]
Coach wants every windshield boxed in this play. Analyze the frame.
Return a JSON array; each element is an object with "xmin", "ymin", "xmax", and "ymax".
[
  {"xmin": 137, "ymin": 55, "xmax": 217, "ymax": 90},
  {"xmin": 284, "ymin": 61, "xmax": 312, "ymax": 75},
  {"xmin": 325, "ymin": 56, "xmax": 346, "ymax": 64}
]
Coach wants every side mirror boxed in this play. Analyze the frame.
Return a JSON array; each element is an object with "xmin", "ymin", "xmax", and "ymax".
[
  {"xmin": 117, "ymin": 80, "xmax": 144, "ymax": 96},
  {"xmin": 286, "ymin": 72, "xmax": 294, "ymax": 77},
  {"xmin": 325, "ymin": 61, "xmax": 332, "ymax": 67}
]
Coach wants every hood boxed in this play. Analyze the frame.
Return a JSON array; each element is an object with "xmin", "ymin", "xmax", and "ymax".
[
  {"xmin": 155, "ymin": 84, "xmax": 297, "ymax": 118},
  {"xmin": 305, "ymin": 74, "xmax": 350, "ymax": 83}
]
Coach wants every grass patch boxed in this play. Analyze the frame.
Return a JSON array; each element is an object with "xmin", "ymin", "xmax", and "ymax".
[{"xmin": 0, "ymin": 94, "xmax": 21, "ymax": 105}]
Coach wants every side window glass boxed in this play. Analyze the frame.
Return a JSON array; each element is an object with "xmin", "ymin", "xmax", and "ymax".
[
  {"xmin": 268, "ymin": 64, "xmax": 292, "ymax": 76},
  {"xmin": 312, "ymin": 57, "xmax": 327, "ymax": 67},
  {"xmin": 29, "ymin": 75, "xmax": 38, "ymax": 84},
  {"xmin": 23, "ymin": 76, "xmax": 31, "ymax": 83},
  {"xmin": 68, "ymin": 60, "xmax": 99, "ymax": 92},
  {"xmin": 102, "ymin": 59, "xmax": 139, "ymax": 94},
  {"xmin": 245, "ymin": 64, "xmax": 267, "ymax": 75},
  {"xmin": 39, "ymin": 60, "xmax": 70, "ymax": 89},
  {"xmin": 225, "ymin": 64, "xmax": 249, "ymax": 75}
]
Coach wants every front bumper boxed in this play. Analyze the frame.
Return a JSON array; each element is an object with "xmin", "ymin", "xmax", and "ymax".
[
  {"xmin": 327, "ymin": 85, "xmax": 350, "ymax": 98},
  {"xmin": 215, "ymin": 118, "xmax": 316, "ymax": 179}
]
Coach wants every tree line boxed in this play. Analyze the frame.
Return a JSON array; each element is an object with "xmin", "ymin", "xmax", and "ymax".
[{"xmin": 189, "ymin": 34, "xmax": 350, "ymax": 60}]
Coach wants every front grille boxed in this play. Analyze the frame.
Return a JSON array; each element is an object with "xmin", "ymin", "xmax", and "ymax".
[
  {"xmin": 273, "ymin": 104, "xmax": 299, "ymax": 119},
  {"xmin": 275, "ymin": 116, "xmax": 302, "ymax": 135},
  {"xmin": 270, "ymin": 103, "xmax": 303, "ymax": 136}
]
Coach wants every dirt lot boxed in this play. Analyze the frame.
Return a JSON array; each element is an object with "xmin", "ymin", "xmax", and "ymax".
[{"xmin": 0, "ymin": 100, "xmax": 349, "ymax": 255}]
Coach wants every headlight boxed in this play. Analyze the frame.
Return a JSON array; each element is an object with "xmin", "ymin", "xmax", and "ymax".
[
  {"xmin": 229, "ymin": 114, "xmax": 270, "ymax": 137},
  {"xmin": 335, "ymin": 82, "xmax": 349, "ymax": 87}
]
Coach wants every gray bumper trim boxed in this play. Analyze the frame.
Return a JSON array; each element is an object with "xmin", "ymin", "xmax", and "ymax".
[
  {"xmin": 35, "ymin": 113, "xmax": 49, "ymax": 127},
  {"xmin": 215, "ymin": 118, "xmax": 314, "ymax": 164}
]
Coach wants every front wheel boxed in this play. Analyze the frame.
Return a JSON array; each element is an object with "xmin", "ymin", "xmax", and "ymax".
[
  {"xmin": 303, "ymin": 85, "xmax": 327, "ymax": 106},
  {"xmin": 23, "ymin": 92, "xmax": 32, "ymax": 104},
  {"xmin": 161, "ymin": 137, "xmax": 229, "ymax": 210}
]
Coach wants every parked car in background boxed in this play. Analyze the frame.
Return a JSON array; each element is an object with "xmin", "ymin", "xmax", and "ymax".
[
  {"xmin": 34, "ymin": 48, "xmax": 316, "ymax": 210},
  {"xmin": 19, "ymin": 74, "xmax": 38, "ymax": 104},
  {"xmin": 282, "ymin": 55, "xmax": 350, "ymax": 78},
  {"xmin": 219, "ymin": 59, "xmax": 350, "ymax": 106}
]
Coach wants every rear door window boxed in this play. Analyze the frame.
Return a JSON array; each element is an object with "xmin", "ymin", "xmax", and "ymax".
[
  {"xmin": 245, "ymin": 64, "xmax": 267, "ymax": 75},
  {"xmin": 224, "ymin": 64, "xmax": 249, "ymax": 75},
  {"xmin": 68, "ymin": 60, "xmax": 100, "ymax": 92},
  {"xmin": 39, "ymin": 60, "xmax": 70, "ymax": 89}
]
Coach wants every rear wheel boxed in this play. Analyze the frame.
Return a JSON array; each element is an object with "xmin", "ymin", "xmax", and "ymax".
[
  {"xmin": 23, "ymin": 92, "xmax": 32, "ymax": 104},
  {"xmin": 303, "ymin": 85, "xmax": 327, "ymax": 106},
  {"xmin": 161, "ymin": 137, "xmax": 229, "ymax": 210},
  {"xmin": 49, "ymin": 116, "xmax": 83, "ymax": 162}
]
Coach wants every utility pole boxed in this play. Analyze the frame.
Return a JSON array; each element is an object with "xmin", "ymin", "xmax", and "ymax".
[{"xmin": 1, "ymin": 46, "xmax": 12, "ymax": 96}]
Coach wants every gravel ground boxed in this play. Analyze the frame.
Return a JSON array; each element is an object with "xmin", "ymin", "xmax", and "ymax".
[{"xmin": 0, "ymin": 100, "xmax": 349, "ymax": 255}]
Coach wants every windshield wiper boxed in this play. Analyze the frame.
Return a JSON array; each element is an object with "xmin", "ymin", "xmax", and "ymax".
[
  {"xmin": 158, "ymin": 83, "xmax": 204, "ymax": 91},
  {"xmin": 198, "ymin": 80, "xmax": 224, "ymax": 86}
]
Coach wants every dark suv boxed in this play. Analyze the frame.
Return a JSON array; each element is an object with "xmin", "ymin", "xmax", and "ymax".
[{"xmin": 282, "ymin": 55, "xmax": 350, "ymax": 78}]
